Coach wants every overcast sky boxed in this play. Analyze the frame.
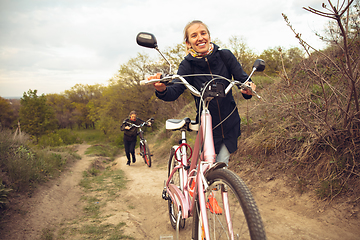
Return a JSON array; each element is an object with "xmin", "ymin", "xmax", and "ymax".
[{"xmin": 0, "ymin": 0, "xmax": 331, "ymax": 98}]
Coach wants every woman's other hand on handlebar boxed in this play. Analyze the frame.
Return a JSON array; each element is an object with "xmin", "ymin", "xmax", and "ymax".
[
  {"xmin": 125, "ymin": 126, "xmax": 131, "ymax": 130},
  {"xmin": 241, "ymin": 82, "xmax": 256, "ymax": 95},
  {"xmin": 148, "ymin": 73, "xmax": 166, "ymax": 92}
]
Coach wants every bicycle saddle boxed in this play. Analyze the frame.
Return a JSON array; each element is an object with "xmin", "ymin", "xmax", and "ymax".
[{"xmin": 166, "ymin": 118, "xmax": 198, "ymax": 131}]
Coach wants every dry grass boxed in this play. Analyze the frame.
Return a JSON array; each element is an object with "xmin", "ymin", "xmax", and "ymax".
[{"xmin": 232, "ymin": 69, "xmax": 360, "ymax": 203}]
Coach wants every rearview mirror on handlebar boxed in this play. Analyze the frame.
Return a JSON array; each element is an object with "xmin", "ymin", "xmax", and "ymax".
[
  {"xmin": 136, "ymin": 32, "xmax": 173, "ymax": 74},
  {"xmin": 136, "ymin": 32, "xmax": 158, "ymax": 49},
  {"xmin": 253, "ymin": 59, "xmax": 265, "ymax": 72}
]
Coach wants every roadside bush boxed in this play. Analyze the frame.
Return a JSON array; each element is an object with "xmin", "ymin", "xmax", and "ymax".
[
  {"xmin": 0, "ymin": 181, "xmax": 12, "ymax": 209},
  {"xmin": 114, "ymin": 134, "xmax": 124, "ymax": 148},
  {"xmin": 38, "ymin": 129, "xmax": 82, "ymax": 147},
  {"xmin": 0, "ymin": 129, "xmax": 81, "ymax": 193}
]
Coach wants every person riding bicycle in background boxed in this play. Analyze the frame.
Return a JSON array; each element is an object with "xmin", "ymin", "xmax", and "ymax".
[
  {"xmin": 121, "ymin": 110, "xmax": 151, "ymax": 166},
  {"xmin": 148, "ymin": 20, "xmax": 256, "ymax": 166}
]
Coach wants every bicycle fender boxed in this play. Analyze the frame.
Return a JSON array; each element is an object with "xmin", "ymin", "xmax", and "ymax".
[
  {"xmin": 204, "ymin": 162, "xmax": 227, "ymax": 178},
  {"xmin": 168, "ymin": 184, "xmax": 189, "ymax": 219}
]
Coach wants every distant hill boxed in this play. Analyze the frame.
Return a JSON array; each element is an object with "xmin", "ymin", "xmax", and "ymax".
[{"xmin": 2, "ymin": 96, "xmax": 21, "ymax": 100}]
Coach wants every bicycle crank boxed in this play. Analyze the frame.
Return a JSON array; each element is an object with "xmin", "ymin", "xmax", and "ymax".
[{"xmin": 162, "ymin": 188, "xmax": 171, "ymax": 201}]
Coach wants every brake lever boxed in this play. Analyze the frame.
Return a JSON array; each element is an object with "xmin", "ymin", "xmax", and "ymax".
[
  {"xmin": 239, "ymin": 83, "xmax": 261, "ymax": 99},
  {"xmin": 159, "ymin": 74, "xmax": 174, "ymax": 86}
]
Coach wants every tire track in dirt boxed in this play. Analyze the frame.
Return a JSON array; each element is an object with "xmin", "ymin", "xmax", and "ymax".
[{"xmin": 110, "ymin": 150, "xmax": 193, "ymax": 239}]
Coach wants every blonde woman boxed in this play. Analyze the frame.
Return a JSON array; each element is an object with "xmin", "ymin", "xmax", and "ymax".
[{"xmin": 149, "ymin": 20, "xmax": 256, "ymax": 165}]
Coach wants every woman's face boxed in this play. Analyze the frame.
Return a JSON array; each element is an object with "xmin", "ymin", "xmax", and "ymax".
[
  {"xmin": 186, "ymin": 23, "xmax": 211, "ymax": 54},
  {"xmin": 130, "ymin": 114, "xmax": 136, "ymax": 121}
]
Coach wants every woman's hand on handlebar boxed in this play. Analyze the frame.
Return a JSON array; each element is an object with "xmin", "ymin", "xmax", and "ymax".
[
  {"xmin": 241, "ymin": 82, "xmax": 256, "ymax": 96},
  {"xmin": 147, "ymin": 73, "xmax": 166, "ymax": 92}
]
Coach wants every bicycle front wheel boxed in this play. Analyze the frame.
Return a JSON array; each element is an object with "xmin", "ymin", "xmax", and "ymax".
[
  {"xmin": 143, "ymin": 140, "xmax": 151, "ymax": 167},
  {"xmin": 140, "ymin": 142, "xmax": 145, "ymax": 162},
  {"xmin": 167, "ymin": 148, "xmax": 185, "ymax": 229},
  {"xmin": 193, "ymin": 168, "xmax": 266, "ymax": 240}
]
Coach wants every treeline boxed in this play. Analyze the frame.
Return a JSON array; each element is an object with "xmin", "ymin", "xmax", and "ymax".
[{"xmin": 0, "ymin": 38, "xmax": 303, "ymax": 143}]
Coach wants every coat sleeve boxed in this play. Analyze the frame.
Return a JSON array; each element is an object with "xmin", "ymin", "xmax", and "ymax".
[
  {"xmin": 155, "ymin": 61, "xmax": 188, "ymax": 101},
  {"xmin": 120, "ymin": 119, "xmax": 128, "ymax": 131},
  {"xmin": 222, "ymin": 49, "xmax": 253, "ymax": 100}
]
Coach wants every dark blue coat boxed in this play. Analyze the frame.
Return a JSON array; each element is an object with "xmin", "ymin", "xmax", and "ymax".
[{"xmin": 156, "ymin": 44, "xmax": 251, "ymax": 154}]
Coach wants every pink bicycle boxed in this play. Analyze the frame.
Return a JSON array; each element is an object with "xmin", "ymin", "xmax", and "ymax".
[{"xmin": 137, "ymin": 32, "xmax": 267, "ymax": 240}]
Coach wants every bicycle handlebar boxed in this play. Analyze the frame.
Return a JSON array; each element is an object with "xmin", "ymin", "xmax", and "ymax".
[
  {"xmin": 123, "ymin": 118, "xmax": 154, "ymax": 129},
  {"xmin": 140, "ymin": 73, "xmax": 261, "ymax": 99}
]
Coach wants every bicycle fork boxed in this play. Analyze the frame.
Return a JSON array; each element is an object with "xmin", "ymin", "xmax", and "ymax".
[
  {"xmin": 139, "ymin": 140, "xmax": 144, "ymax": 157},
  {"xmin": 197, "ymin": 163, "xmax": 212, "ymax": 240},
  {"xmin": 197, "ymin": 163, "xmax": 235, "ymax": 240}
]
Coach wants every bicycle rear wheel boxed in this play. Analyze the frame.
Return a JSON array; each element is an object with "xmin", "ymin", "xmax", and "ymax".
[
  {"xmin": 193, "ymin": 168, "xmax": 266, "ymax": 240},
  {"xmin": 167, "ymin": 148, "xmax": 185, "ymax": 229},
  {"xmin": 143, "ymin": 140, "xmax": 151, "ymax": 167}
]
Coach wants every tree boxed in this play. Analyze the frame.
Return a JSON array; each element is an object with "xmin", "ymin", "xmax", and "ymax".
[
  {"xmin": 276, "ymin": 0, "xmax": 360, "ymax": 199},
  {"xmin": 46, "ymin": 93, "xmax": 74, "ymax": 129},
  {"xmin": 303, "ymin": 0, "xmax": 360, "ymax": 128},
  {"xmin": 163, "ymin": 43, "xmax": 187, "ymax": 72},
  {"xmin": 0, "ymin": 97, "xmax": 16, "ymax": 129},
  {"xmin": 63, "ymin": 84, "xmax": 104, "ymax": 129},
  {"xmin": 283, "ymin": 0, "xmax": 359, "ymax": 130},
  {"xmin": 227, "ymin": 35, "xmax": 257, "ymax": 73},
  {"xmin": 19, "ymin": 90, "xmax": 57, "ymax": 142},
  {"xmin": 259, "ymin": 47, "xmax": 283, "ymax": 76}
]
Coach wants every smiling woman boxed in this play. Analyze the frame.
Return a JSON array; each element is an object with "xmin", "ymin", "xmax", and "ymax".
[{"xmin": 148, "ymin": 19, "xmax": 257, "ymax": 165}]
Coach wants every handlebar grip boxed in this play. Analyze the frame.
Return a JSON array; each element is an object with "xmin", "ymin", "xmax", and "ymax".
[
  {"xmin": 140, "ymin": 73, "xmax": 163, "ymax": 85},
  {"xmin": 140, "ymin": 80, "xmax": 150, "ymax": 85}
]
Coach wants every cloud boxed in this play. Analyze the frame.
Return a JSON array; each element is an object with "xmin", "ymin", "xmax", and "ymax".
[{"xmin": 0, "ymin": 0, "xmax": 332, "ymax": 97}]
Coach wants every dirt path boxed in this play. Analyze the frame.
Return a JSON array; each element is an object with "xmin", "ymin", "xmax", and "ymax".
[
  {"xmin": 109, "ymin": 149, "xmax": 193, "ymax": 240},
  {"xmin": 115, "ymin": 151, "xmax": 360, "ymax": 240},
  {"xmin": 1, "ymin": 144, "xmax": 95, "ymax": 240},
  {"xmin": 251, "ymin": 179, "xmax": 359, "ymax": 239},
  {"xmin": 2, "ymin": 144, "xmax": 359, "ymax": 239}
]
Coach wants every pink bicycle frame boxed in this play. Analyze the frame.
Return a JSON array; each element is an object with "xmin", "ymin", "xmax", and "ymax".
[
  {"xmin": 193, "ymin": 109, "xmax": 216, "ymax": 240},
  {"xmin": 166, "ymin": 108, "xmax": 221, "ymax": 239}
]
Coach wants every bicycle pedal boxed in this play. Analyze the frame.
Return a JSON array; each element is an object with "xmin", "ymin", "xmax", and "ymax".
[{"xmin": 162, "ymin": 189, "xmax": 168, "ymax": 200}]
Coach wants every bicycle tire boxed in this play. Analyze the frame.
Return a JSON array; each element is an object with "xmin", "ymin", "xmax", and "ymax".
[
  {"xmin": 167, "ymin": 148, "xmax": 185, "ymax": 229},
  {"xmin": 144, "ymin": 140, "xmax": 152, "ymax": 167},
  {"xmin": 140, "ymin": 142, "xmax": 145, "ymax": 163},
  {"xmin": 193, "ymin": 168, "xmax": 266, "ymax": 240}
]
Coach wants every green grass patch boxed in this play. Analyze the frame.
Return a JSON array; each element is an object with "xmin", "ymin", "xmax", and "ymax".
[
  {"xmin": 0, "ymin": 130, "xmax": 81, "ymax": 192},
  {"xmin": 78, "ymin": 222, "xmax": 133, "ymax": 240},
  {"xmin": 74, "ymin": 129, "xmax": 109, "ymax": 144},
  {"xmin": 38, "ymin": 129, "xmax": 83, "ymax": 147},
  {"xmin": 80, "ymin": 167, "xmax": 126, "ymax": 194},
  {"xmin": 40, "ymin": 227, "xmax": 55, "ymax": 240},
  {"xmin": 85, "ymin": 144, "xmax": 119, "ymax": 158},
  {"xmin": 57, "ymin": 157, "xmax": 130, "ymax": 239}
]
